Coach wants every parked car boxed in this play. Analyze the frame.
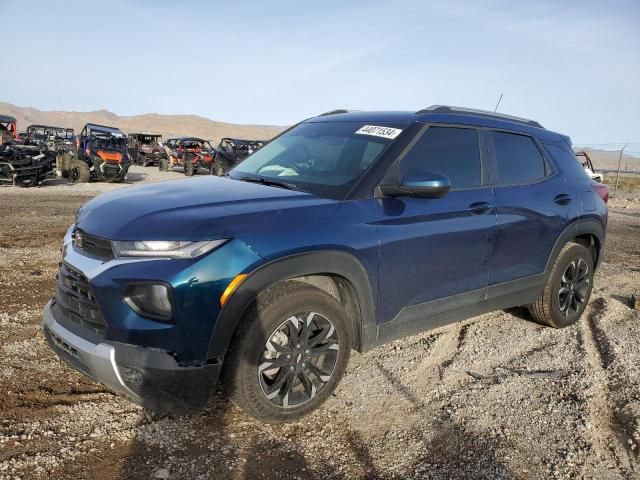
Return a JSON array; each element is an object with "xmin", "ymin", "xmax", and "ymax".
[
  {"xmin": 76, "ymin": 123, "xmax": 130, "ymax": 182},
  {"xmin": 127, "ymin": 133, "xmax": 167, "ymax": 167},
  {"xmin": 0, "ymin": 114, "xmax": 17, "ymax": 143},
  {"xmin": 43, "ymin": 106, "xmax": 608, "ymax": 422},
  {"xmin": 575, "ymin": 150, "xmax": 603, "ymax": 183},
  {"xmin": 214, "ymin": 138, "xmax": 266, "ymax": 175},
  {"xmin": 173, "ymin": 137, "xmax": 216, "ymax": 176}
]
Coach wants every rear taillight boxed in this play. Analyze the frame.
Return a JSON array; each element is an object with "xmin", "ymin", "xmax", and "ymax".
[{"xmin": 592, "ymin": 181, "xmax": 609, "ymax": 203}]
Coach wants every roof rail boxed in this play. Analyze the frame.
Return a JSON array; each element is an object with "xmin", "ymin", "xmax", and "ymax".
[
  {"xmin": 415, "ymin": 105, "xmax": 544, "ymax": 129},
  {"xmin": 318, "ymin": 109, "xmax": 350, "ymax": 116}
]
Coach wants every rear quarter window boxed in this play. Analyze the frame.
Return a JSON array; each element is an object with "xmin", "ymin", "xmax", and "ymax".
[
  {"xmin": 543, "ymin": 143, "xmax": 592, "ymax": 182},
  {"xmin": 491, "ymin": 131, "xmax": 546, "ymax": 185}
]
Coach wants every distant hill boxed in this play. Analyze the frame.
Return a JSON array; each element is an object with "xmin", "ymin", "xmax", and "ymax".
[
  {"xmin": 574, "ymin": 147, "xmax": 640, "ymax": 172},
  {"xmin": 0, "ymin": 102, "xmax": 285, "ymax": 143}
]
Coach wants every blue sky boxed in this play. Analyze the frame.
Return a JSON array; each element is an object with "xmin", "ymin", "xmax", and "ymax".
[{"xmin": 1, "ymin": 0, "xmax": 639, "ymax": 145}]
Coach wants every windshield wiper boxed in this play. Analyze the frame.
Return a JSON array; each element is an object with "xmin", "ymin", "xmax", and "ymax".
[{"xmin": 234, "ymin": 174, "xmax": 298, "ymax": 191}]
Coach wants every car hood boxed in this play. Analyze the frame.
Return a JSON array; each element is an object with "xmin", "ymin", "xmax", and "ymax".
[{"xmin": 76, "ymin": 176, "xmax": 340, "ymax": 241}]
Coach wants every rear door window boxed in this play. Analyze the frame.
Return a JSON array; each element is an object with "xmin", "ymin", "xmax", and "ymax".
[{"xmin": 491, "ymin": 131, "xmax": 546, "ymax": 185}]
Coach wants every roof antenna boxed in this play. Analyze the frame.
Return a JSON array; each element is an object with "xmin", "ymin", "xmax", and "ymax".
[{"xmin": 494, "ymin": 93, "xmax": 503, "ymax": 112}]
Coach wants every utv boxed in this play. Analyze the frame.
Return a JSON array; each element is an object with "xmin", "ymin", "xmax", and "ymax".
[
  {"xmin": 159, "ymin": 138, "xmax": 180, "ymax": 172},
  {"xmin": 0, "ymin": 143, "xmax": 54, "ymax": 186},
  {"xmin": 0, "ymin": 114, "xmax": 17, "ymax": 144},
  {"xmin": 26, "ymin": 125, "xmax": 75, "ymax": 148},
  {"xmin": 213, "ymin": 138, "xmax": 265, "ymax": 175},
  {"xmin": 25, "ymin": 124, "xmax": 91, "ymax": 184},
  {"xmin": 127, "ymin": 133, "xmax": 167, "ymax": 167},
  {"xmin": 76, "ymin": 123, "xmax": 130, "ymax": 182},
  {"xmin": 575, "ymin": 151, "xmax": 603, "ymax": 183},
  {"xmin": 174, "ymin": 137, "xmax": 216, "ymax": 176}
]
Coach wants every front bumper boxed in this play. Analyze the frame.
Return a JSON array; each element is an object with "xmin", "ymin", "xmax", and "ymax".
[
  {"xmin": 40, "ymin": 224, "xmax": 261, "ymax": 411},
  {"xmin": 43, "ymin": 299, "xmax": 222, "ymax": 412}
]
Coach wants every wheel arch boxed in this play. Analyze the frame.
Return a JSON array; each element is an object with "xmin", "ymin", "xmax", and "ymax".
[
  {"xmin": 544, "ymin": 218, "xmax": 605, "ymax": 279},
  {"xmin": 206, "ymin": 250, "xmax": 376, "ymax": 360}
]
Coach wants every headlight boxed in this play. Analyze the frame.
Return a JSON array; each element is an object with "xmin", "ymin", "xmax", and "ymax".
[
  {"xmin": 124, "ymin": 283, "xmax": 173, "ymax": 321},
  {"xmin": 112, "ymin": 239, "xmax": 228, "ymax": 259}
]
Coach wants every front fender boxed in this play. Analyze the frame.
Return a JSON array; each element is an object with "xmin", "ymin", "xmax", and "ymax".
[{"xmin": 206, "ymin": 250, "xmax": 377, "ymax": 360}]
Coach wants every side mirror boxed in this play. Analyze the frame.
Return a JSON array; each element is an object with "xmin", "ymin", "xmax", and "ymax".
[{"xmin": 380, "ymin": 170, "xmax": 451, "ymax": 199}]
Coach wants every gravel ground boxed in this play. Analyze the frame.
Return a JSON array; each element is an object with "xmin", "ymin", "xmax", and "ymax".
[{"xmin": 0, "ymin": 169, "xmax": 639, "ymax": 479}]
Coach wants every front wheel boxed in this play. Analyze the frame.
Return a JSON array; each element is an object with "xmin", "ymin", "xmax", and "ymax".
[
  {"xmin": 528, "ymin": 242, "xmax": 594, "ymax": 328},
  {"xmin": 67, "ymin": 160, "xmax": 90, "ymax": 183},
  {"xmin": 184, "ymin": 155, "xmax": 194, "ymax": 176},
  {"xmin": 224, "ymin": 283, "xmax": 352, "ymax": 423},
  {"xmin": 210, "ymin": 160, "xmax": 224, "ymax": 176}
]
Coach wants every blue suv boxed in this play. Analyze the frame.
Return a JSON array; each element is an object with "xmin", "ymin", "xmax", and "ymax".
[{"xmin": 43, "ymin": 106, "xmax": 608, "ymax": 422}]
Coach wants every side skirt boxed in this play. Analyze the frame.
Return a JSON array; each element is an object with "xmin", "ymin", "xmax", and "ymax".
[{"xmin": 361, "ymin": 274, "xmax": 544, "ymax": 351}]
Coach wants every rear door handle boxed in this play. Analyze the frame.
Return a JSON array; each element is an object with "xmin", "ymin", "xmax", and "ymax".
[
  {"xmin": 467, "ymin": 201, "xmax": 493, "ymax": 215},
  {"xmin": 554, "ymin": 194, "xmax": 572, "ymax": 205}
]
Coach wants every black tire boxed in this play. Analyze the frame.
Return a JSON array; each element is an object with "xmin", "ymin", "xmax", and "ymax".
[
  {"xmin": 224, "ymin": 283, "xmax": 352, "ymax": 423},
  {"xmin": 210, "ymin": 160, "xmax": 224, "ymax": 176},
  {"xmin": 68, "ymin": 160, "xmax": 90, "ymax": 183},
  {"xmin": 184, "ymin": 155, "xmax": 194, "ymax": 176},
  {"xmin": 159, "ymin": 158, "xmax": 169, "ymax": 172},
  {"xmin": 528, "ymin": 242, "xmax": 594, "ymax": 328}
]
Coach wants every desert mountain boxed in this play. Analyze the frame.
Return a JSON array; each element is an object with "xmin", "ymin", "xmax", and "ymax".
[{"xmin": 0, "ymin": 102, "xmax": 285, "ymax": 143}]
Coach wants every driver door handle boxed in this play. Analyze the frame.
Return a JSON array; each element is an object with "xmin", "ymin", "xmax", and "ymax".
[{"xmin": 467, "ymin": 201, "xmax": 493, "ymax": 215}]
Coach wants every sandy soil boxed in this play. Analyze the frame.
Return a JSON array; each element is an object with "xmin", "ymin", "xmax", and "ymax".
[{"xmin": 1, "ymin": 168, "xmax": 639, "ymax": 479}]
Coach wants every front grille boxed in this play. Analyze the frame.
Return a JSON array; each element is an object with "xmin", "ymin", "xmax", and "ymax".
[
  {"xmin": 73, "ymin": 229, "xmax": 113, "ymax": 260},
  {"xmin": 55, "ymin": 263, "xmax": 106, "ymax": 334}
]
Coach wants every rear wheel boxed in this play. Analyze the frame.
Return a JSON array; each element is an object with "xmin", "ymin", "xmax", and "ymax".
[
  {"xmin": 528, "ymin": 242, "xmax": 594, "ymax": 328},
  {"xmin": 224, "ymin": 283, "xmax": 352, "ymax": 423},
  {"xmin": 67, "ymin": 160, "xmax": 90, "ymax": 183},
  {"xmin": 159, "ymin": 158, "xmax": 169, "ymax": 172}
]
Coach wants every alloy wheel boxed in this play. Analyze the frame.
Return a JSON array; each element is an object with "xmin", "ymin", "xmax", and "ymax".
[
  {"xmin": 558, "ymin": 258, "xmax": 589, "ymax": 317},
  {"xmin": 259, "ymin": 312, "xmax": 339, "ymax": 408}
]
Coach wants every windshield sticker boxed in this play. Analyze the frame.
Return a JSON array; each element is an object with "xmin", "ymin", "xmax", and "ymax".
[{"xmin": 355, "ymin": 125, "xmax": 402, "ymax": 140}]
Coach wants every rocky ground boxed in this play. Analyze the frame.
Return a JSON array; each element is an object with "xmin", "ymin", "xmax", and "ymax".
[{"xmin": 0, "ymin": 169, "xmax": 639, "ymax": 479}]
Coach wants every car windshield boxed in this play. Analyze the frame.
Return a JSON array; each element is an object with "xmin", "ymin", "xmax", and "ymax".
[
  {"xmin": 229, "ymin": 121, "xmax": 405, "ymax": 199},
  {"xmin": 92, "ymin": 133, "xmax": 126, "ymax": 151}
]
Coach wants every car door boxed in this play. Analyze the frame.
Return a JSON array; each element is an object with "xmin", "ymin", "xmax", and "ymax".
[
  {"xmin": 376, "ymin": 125, "xmax": 497, "ymax": 328},
  {"xmin": 486, "ymin": 130, "xmax": 574, "ymax": 297}
]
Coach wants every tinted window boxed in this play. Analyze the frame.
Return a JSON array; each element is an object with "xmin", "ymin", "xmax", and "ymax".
[
  {"xmin": 543, "ymin": 144, "xmax": 591, "ymax": 181},
  {"xmin": 400, "ymin": 126, "xmax": 481, "ymax": 189},
  {"xmin": 492, "ymin": 132, "xmax": 546, "ymax": 184}
]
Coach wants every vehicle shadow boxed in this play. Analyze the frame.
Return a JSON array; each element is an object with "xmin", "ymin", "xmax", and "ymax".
[{"xmin": 117, "ymin": 394, "xmax": 336, "ymax": 480}]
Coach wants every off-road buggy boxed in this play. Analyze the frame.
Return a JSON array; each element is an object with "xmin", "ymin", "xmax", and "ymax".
[
  {"xmin": 127, "ymin": 133, "xmax": 168, "ymax": 167},
  {"xmin": 26, "ymin": 125, "xmax": 75, "ymax": 148},
  {"xmin": 76, "ymin": 123, "xmax": 130, "ymax": 182},
  {"xmin": 575, "ymin": 150, "xmax": 603, "ymax": 183},
  {"xmin": 0, "ymin": 114, "xmax": 17, "ymax": 144},
  {"xmin": 174, "ymin": 137, "xmax": 216, "ymax": 176},
  {"xmin": 213, "ymin": 138, "xmax": 265, "ymax": 175},
  {"xmin": 0, "ymin": 124, "xmax": 78, "ymax": 187},
  {"xmin": 158, "ymin": 138, "xmax": 180, "ymax": 172},
  {"xmin": 0, "ymin": 143, "xmax": 54, "ymax": 186},
  {"xmin": 25, "ymin": 125, "xmax": 91, "ymax": 184}
]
